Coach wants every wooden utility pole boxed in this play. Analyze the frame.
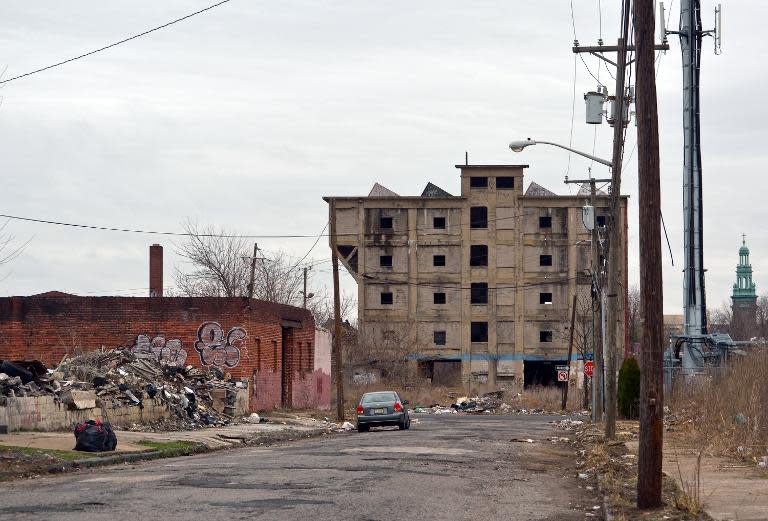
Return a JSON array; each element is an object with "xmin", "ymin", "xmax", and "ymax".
[
  {"xmin": 302, "ymin": 266, "xmax": 310, "ymax": 308},
  {"xmin": 564, "ymin": 177, "xmax": 609, "ymax": 421},
  {"xmin": 246, "ymin": 243, "xmax": 260, "ymax": 301},
  {"xmin": 329, "ymin": 199, "xmax": 345, "ymax": 422},
  {"xmin": 604, "ymin": 30, "xmax": 629, "ymax": 440},
  {"xmin": 635, "ymin": 0, "xmax": 664, "ymax": 508},
  {"xmin": 562, "ymin": 293, "xmax": 578, "ymax": 411}
]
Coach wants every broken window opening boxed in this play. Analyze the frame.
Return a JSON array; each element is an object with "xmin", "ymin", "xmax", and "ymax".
[
  {"xmin": 433, "ymin": 254, "xmax": 446, "ymax": 267},
  {"xmin": 380, "ymin": 292, "xmax": 393, "ymax": 305},
  {"xmin": 539, "ymin": 216, "xmax": 552, "ymax": 228},
  {"xmin": 539, "ymin": 254, "xmax": 553, "ymax": 267},
  {"xmin": 470, "ymin": 245, "xmax": 488, "ymax": 267},
  {"xmin": 434, "ymin": 331, "xmax": 447, "ymax": 345},
  {"xmin": 470, "ymin": 176, "xmax": 488, "ymax": 188},
  {"xmin": 379, "ymin": 216, "xmax": 393, "ymax": 229},
  {"xmin": 471, "ymin": 322, "xmax": 488, "ymax": 342},
  {"xmin": 433, "ymin": 292, "xmax": 446, "ymax": 305},
  {"xmin": 540, "ymin": 292, "xmax": 553, "ymax": 305},
  {"xmin": 471, "ymin": 283, "xmax": 488, "ymax": 304},
  {"xmin": 540, "ymin": 331, "xmax": 553, "ymax": 342},
  {"xmin": 496, "ymin": 176, "xmax": 515, "ymax": 189},
  {"xmin": 470, "ymin": 206, "xmax": 488, "ymax": 229},
  {"xmin": 433, "ymin": 216, "xmax": 446, "ymax": 229}
]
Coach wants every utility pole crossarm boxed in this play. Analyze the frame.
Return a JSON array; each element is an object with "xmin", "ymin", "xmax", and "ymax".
[{"xmin": 573, "ymin": 44, "xmax": 670, "ymax": 53}]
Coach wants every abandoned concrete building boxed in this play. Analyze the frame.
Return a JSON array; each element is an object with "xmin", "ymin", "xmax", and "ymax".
[{"xmin": 325, "ymin": 163, "xmax": 628, "ymax": 388}]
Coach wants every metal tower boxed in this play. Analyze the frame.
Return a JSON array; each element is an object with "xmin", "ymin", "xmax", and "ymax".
[{"xmin": 664, "ymin": 0, "xmax": 721, "ymax": 372}]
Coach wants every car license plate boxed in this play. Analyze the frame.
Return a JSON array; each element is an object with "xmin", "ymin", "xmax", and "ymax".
[{"xmin": 372, "ymin": 408, "xmax": 386, "ymax": 415}]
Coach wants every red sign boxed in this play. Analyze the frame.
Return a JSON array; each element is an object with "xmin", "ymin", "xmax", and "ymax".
[
  {"xmin": 557, "ymin": 370, "xmax": 569, "ymax": 382},
  {"xmin": 584, "ymin": 361, "xmax": 594, "ymax": 378}
]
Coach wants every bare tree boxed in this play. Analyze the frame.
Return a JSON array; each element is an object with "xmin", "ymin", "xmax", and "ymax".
[
  {"xmin": 174, "ymin": 220, "xmax": 358, "ymax": 324},
  {"xmin": 757, "ymin": 295, "xmax": 768, "ymax": 339},
  {"xmin": 309, "ymin": 290, "xmax": 357, "ymax": 328},
  {"xmin": 628, "ymin": 284, "xmax": 641, "ymax": 343},
  {"xmin": 710, "ymin": 300, "xmax": 733, "ymax": 334},
  {"xmin": 0, "ymin": 220, "xmax": 31, "ymax": 276}
]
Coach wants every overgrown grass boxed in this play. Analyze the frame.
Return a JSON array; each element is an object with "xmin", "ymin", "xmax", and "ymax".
[
  {"xmin": 669, "ymin": 351, "xmax": 768, "ymax": 457},
  {"xmin": 0, "ymin": 444, "xmax": 100, "ymax": 461},
  {"xmin": 136, "ymin": 440, "xmax": 205, "ymax": 457}
]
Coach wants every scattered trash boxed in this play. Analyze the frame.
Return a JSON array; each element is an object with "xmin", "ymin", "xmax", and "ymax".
[
  {"xmin": 734, "ymin": 413, "xmax": 748, "ymax": 426},
  {"xmin": 341, "ymin": 421, "xmax": 355, "ymax": 431},
  {"xmin": 245, "ymin": 413, "xmax": 261, "ymax": 424},
  {"xmin": 758, "ymin": 456, "xmax": 768, "ymax": 468},
  {"xmin": 578, "ymin": 472, "xmax": 589, "ymax": 479},
  {"xmin": 510, "ymin": 438, "xmax": 535, "ymax": 443}
]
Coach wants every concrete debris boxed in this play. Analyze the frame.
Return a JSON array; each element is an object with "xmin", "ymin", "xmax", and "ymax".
[{"xmin": 0, "ymin": 350, "xmax": 246, "ymax": 429}]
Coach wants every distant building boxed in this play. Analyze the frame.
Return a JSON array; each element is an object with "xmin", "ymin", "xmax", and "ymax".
[
  {"xmin": 663, "ymin": 314, "xmax": 684, "ymax": 342},
  {"xmin": 325, "ymin": 163, "xmax": 628, "ymax": 389},
  {"xmin": 731, "ymin": 235, "xmax": 758, "ymax": 340}
]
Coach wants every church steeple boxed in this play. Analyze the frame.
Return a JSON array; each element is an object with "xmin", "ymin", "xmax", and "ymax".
[{"xmin": 733, "ymin": 234, "xmax": 757, "ymax": 299}]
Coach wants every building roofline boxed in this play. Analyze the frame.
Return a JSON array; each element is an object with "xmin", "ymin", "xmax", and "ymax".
[
  {"xmin": 519, "ymin": 194, "xmax": 630, "ymax": 200},
  {"xmin": 323, "ymin": 196, "xmax": 466, "ymax": 202},
  {"xmin": 454, "ymin": 164, "xmax": 529, "ymax": 169}
]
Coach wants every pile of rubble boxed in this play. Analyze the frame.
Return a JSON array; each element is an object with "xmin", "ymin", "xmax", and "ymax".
[
  {"xmin": 411, "ymin": 391, "xmax": 513, "ymax": 415},
  {"xmin": 0, "ymin": 350, "xmax": 246, "ymax": 429}
]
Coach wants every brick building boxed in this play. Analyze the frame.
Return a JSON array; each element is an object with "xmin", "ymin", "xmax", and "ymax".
[
  {"xmin": 0, "ymin": 245, "xmax": 325, "ymax": 411},
  {"xmin": 325, "ymin": 163, "xmax": 628, "ymax": 388}
]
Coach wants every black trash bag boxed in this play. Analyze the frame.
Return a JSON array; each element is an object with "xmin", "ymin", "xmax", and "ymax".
[
  {"xmin": 74, "ymin": 420, "xmax": 118, "ymax": 452},
  {"xmin": 0, "ymin": 361, "xmax": 34, "ymax": 384}
]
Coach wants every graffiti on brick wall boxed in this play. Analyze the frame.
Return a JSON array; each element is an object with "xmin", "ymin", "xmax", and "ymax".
[
  {"xmin": 129, "ymin": 334, "xmax": 188, "ymax": 367},
  {"xmin": 194, "ymin": 322, "xmax": 247, "ymax": 368}
]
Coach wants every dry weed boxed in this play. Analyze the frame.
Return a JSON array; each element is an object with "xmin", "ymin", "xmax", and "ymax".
[{"xmin": 669, "ymin": 351, "xmax": 768, "ymax": 458}]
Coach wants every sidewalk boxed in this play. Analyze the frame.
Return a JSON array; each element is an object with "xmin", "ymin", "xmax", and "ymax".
[
  {"xmin": 0, "ymin": 415, "xmax": 337, "ymax": 453},
  {"xmin": 626, "ymin": 437, "xmax": 768, "ymax": 520}
]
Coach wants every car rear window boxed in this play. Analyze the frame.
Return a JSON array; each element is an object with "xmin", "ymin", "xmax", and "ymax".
[{"xmin": 362, "ymin": 392, "xmax": 397, "ymax": 404}]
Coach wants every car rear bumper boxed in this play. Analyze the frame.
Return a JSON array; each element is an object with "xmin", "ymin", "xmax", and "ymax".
[{"xmin": 357, "ymin": 413, "xmax": 405, "ymax": 426}]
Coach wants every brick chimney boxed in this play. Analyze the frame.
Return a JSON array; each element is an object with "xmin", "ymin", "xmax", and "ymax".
[{"xmin": 149, "ymin": 244, "xmax": 163, "ymax": 297}]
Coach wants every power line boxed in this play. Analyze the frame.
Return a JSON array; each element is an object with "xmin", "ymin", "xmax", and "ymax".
[
  {"xmin": 0, "ymin": 213, "xmax": 323, "ymax": 239},
  {"xmin": 0, "ymin": 0, "xmax": 232, "ymax": 85}
]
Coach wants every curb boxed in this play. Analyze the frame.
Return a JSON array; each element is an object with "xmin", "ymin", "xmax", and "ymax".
[{"xmin": 71, "ymin": 450, "xmax": 164, "ymax": 468}]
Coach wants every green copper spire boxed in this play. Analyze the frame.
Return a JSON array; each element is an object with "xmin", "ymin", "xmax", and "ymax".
[{"xmin": 732, "ymin": 234, "xmax": 757, "ymax": 299}]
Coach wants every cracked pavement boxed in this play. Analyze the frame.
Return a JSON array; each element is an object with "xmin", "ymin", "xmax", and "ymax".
[{"xmin": 0, "ymin": 414, "xmax": 600, "ymax": 520}]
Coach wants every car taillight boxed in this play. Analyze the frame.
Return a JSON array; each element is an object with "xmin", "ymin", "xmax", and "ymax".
[
  {"xmin": 394, "ymin": 402, "xmax": 402, "ymax": 412},
  {"xmin": 357, "ymin": 405, "xmax": 364, "ymax": 415}
]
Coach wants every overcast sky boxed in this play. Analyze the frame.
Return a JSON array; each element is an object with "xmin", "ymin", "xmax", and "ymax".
[{"xmin": 0, "ymin": 1, "xmax": 765, "ymax": 315}]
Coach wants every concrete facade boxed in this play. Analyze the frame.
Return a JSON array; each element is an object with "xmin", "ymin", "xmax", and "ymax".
[{"xmin": 325, "ymin": 164, "xmax": 628, "ymax": 388}]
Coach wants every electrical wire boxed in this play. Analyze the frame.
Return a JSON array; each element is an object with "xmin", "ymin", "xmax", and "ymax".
[
  {"xmin": 0, "ymin": 0, "xmax": 232, "ymax": 85},
  {"xmin": 0, "ymin": 213, "xmax": 327, "ymax": 238}
]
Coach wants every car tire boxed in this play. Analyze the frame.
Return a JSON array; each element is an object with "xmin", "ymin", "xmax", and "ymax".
[
  {"xmin": 357, "ymin": 424, "xmax": 369, "ymax": 433},
  {"xmin": 405, "ymin": 419, "xmax": 411, "ymax": 430}
]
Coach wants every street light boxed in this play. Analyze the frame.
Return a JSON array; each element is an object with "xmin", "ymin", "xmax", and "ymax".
[{"xmin": 509, "ymin": 138, "xmax": 613, "ymax": 168}]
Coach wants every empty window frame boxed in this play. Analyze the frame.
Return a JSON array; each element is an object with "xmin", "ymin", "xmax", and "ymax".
[
  {"xmin": 539, "ymin": 330, "xmax": 553, "ymax": 342},
  {"xmin": 380, "ymin": 292, "xmax": 393, "ymax": 305},
  {"xmin": 470, "ymin": 283, "xmax": 488, "ymax": 304},
  {"xmin": 471, "ymin": 322, "xmax": 489, "ymax": 342},
  {"xmin": 433, "ymin": 292, "xmax": 446, "ymax": 305},
  {"xmin": 496, "ymin": 176, "xmax": 515, "ymax": 189},
  {"xmin": 434, "ymin": 331, "xmax": 447, "ymax": 346},
  {"xmin": 539, "ymin": 254, "xmax": 553, "ymax": 267},
  {"xmin": 379, "ymin": 255, "xmax": 393, "ymax": 267},
  {"xmin": 596, "ymin": 215, "xmax": 607, "ymax": 227},
  {"xmin": 433, "ymin": 254, "xmax": 446, "ymax": 267},
  {"xmin": 433, "ymin": 216, "xmax": 446, "ymax": 229},
  {"xmin": 470, "ymin": 206, "xmax": 488, "ymax": 229},
  {"xmin": 470, "ymin": 245, "xmax": 488, "ymax": 267},
  {"xmin": 539, "ymin": 292, "xmax": 553, "ymax": 305},
  {"xmin": 469, "ymin": 176, "xmax": 488, "ymax": 188},
  {"xmin": 379, "ymin": 216, "xmax": 393, "ymax": 229},
  {"xmin": 539, "ymin": 216, "xmax": 552, "ymax": 228}
]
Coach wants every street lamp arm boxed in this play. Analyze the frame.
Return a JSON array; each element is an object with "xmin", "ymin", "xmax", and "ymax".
[{"xmin": 508, "ymin": 139, "xmax": 613, "ymax": 168}]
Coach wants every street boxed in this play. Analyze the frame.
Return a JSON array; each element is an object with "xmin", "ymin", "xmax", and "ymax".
[{"xmin": 0, "ymin": 414, "xmax": 598, "ymax": 520}]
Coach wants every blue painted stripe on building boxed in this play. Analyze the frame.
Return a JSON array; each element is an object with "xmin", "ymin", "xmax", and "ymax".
[{"xmin": 406, "ymin": 353, "xmax": 583, "ymax": 362}]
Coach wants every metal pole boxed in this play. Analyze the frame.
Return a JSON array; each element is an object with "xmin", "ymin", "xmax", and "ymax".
[
  {"xmin": 681, "ymin": 0, "xmax": 707, "ymax": 373},
  {"xmin": 592, "ymin": 182, "xmax": 604, "ymax": 422},
  {"xmin": 635, "ymin": 0, "xmax": 665, "ymax": 507},
  {"xmin": 329, "ymin": 199, "xmax": 345, "ymax": 422},
  {"xmin": 303, "ymin": 267, "xmax": 308, "ymax": 308}
]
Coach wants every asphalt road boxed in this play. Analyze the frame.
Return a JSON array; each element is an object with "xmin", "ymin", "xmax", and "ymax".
[{"xmin": 0, "ymin": 414, "xmax": 600, "ymax": 521}]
